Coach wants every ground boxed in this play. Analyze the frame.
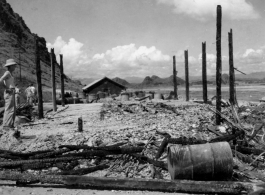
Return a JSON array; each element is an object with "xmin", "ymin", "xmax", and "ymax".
[{"xmin": 0, "ymin": 99, "xmax": 222, "ymax": 194}]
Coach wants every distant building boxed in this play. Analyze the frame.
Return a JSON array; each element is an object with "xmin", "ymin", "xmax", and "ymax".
[{"xmin": 82, "ymin": 77, "xmax": 126, "ymax": 95}]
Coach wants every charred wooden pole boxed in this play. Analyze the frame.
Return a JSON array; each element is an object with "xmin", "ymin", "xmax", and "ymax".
[
  {"xmin": 184, "ymin": 50, "xmax": 189, "ymax": 101},
  {"xmin": 35, "ymin": 37, "xmax": 44, "ymax": 119},
  {"xmin": 173, "ymin": 56, "xmax": 178, "ymax": 99},
  {"xmin": 202, "ymin": 42, "xmax": 207, "ymax": 103},
  {"xmin": 50, "ymin": 48, "xmax": 57, "ymax": 112},
  {"xmin": 0, "ymin": 171, "xmax": 260, "ymax": 194},
  {"xmin": 19, "ymin": 46, "xmax": 21, "ymax": 81},
  {"xmin": 229, "ymin": 29, "xmax": 236, "ymax": 105},
  {"xmin": 60, "ymin": 54, "xmax": 65, "ymax": 107},
  {"xmin": 78, "ymin": 116, "xmax": 83, "ymax": 132},
  {"xmin": 216, "ymin": 5, "xmax": 222, "ymax": 125}
]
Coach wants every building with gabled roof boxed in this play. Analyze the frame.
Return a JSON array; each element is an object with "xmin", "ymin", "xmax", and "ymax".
[{"xmin": 82, "ymin": 77, "xmax": 126, "ymax": 95}]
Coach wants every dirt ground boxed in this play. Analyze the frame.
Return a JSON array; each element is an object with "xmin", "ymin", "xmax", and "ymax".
[
  {"xmin": 0, "ymin": 180, "xmax": 187, "ymax": 195},
  {"xmin": 0, "ymin": 100, "xmax": 207, "ymax": 195}
]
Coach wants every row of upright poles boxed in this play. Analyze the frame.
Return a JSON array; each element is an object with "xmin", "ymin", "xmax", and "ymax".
[
  {"xmin": 35, "ymin": 38, "xmax": 65, "ymax": 119},
  {"xmin": 172, "ymin": 5, "xmax": 236, "ymax": 125},
  {"xmin": 35, "ymin": 5, "xmax": 234, "ymax": 126}
]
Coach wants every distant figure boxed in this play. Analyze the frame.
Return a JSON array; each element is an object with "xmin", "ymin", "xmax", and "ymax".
[
  {"xmin": 15, "ymin": 84, "xmax": 21, "ymax": 106},
  {"xmin": 25, "ymin": 84, "xmax": 37, "ymax": 106},
  {"xmin": 30, "ymin": 84, "xmax": 37, "ymax": 106},
  {"xmin": 25, "ymin": 85, "xmax": 32, "ymax": 105},
  {"xmin": 0, "ymin": 59, "xmax": 18, "ymax": 131}
]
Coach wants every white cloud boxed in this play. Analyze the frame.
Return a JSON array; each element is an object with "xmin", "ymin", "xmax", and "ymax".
[
  {"xmin": 46, "ymin": 36, "xmax": 265, "ymax": 79},
  {"xmin": 236, "ymin": 46, "xmax": 265, "ymax": 73},
  {"xmin": 157, "ymin": 0, "xmax": 259, "ymax": 21},
  {"xmin": 91, "ymin": 44, "xmax": 171, "ymax": 77},
  {"xmin": 47, "ymin": 37, "xmax": 171, "ymax": 78},
  {"xmin": 47, "ymin": 36, "xmax": 87, "ymax": 67}
]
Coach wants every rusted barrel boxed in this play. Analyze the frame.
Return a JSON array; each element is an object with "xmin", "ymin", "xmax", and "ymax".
[
  {"xmin": 149, "ymin": 92, "xmax": 155, "ymax": 99},
  {"xmin": 167, "ymin": 142, "xmax": 233, "ymax": 181},
  {"xmin": 154, "ymin": 92, "xmax": 162, "ymax": 99},
  {"xmin": 128, "ymin": 92, "xmax": 133, "ymax": 98},
  {"xmin": 145, "ymin": 93, "xmax": 153, "ymax": 100},
  {"xmin": 138, "ymin": 91, "xmax": 145, "ymax": 98},
  {"xmin": 88, "ymin": 94, "xmax": 98, "ymax": 102},
  {"xmin": 121, "ymin": 92, "xmax": 129, "ymax": 101}
]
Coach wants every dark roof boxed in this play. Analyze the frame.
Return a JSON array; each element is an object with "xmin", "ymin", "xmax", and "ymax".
[{"xmin": 82, "ymin": 77, "xmax": 126, "ymax": 91}]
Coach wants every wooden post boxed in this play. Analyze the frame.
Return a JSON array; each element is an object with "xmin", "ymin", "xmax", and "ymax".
[
  {"xmin": 173, "ymin": 56, "xmax": 178, "ymax": 99},
  {"xmin": 184, "ymin": 50, "xmax": 189, "ymax": 101},
  {"xmin": 35, "ymin": 37, "xmax": 44, "ymax": 119},
  {"xmin": 229, "ymin": 29, "xmax": 235, "ymax": 105},
  {"xmin": 202, "ymin": 42, "xmax": 207, "ymax": 103},
  {"xmin": 216, "ymin": 5, "xmax": 222, "ymax": 125},
  {"xmin": 19, "ymin": 47, "xmax": 21, "ymax": 81},
  {"xmin": 78, "ymin": 116, "xmax": 83, "ymax": 132},
  {"xmin": 50, "ymin": 48, "xmax": 57, "ymax": 112},
  {"xmin": 60, "ymin": 54, "xmax": 65, "ymax": 107}
]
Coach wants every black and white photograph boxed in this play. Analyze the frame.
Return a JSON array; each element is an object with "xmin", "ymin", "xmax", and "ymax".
[{"xmin": 0, "ymin": 0, "xmax": 265, "ymax": 194}]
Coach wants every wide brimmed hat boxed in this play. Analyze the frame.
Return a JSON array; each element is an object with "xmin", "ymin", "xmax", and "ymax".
[{"xmin": 4, "ymin": 59, "xmax": 17, "ymax": 67}]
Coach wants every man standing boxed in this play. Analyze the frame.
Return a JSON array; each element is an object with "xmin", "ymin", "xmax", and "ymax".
[{"xmin": 0, "ymin": 59, "xmax": 17, "ymax": 131}]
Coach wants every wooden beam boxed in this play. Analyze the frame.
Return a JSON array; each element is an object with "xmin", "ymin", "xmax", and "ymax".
[
  {"xmin": 184, "ymin": 50, "xmax": 189, "ymax": 101},
  {"xmin": 173, "ymin": 56, "xmax": 178, "ymax": 99},
  {"xmin": 60, "ymin": 54, "xmax": 65, "ymax": 107},
  {"xmin": 35, "ymin": 37, "xmax": 43, "ymax": 119},
  {"xmin": 202, "ymin": 42, "xmax": 207, "ymax": 103},
  {"xmin": 216, "ymin": 5, "xmax": 222, "ymax": 125},
  {"xmin": 229, "ymin": 29, "xmax": 236, "ymax": 105},
  {"xmin": 50, "ymin": 48, "xmax": 57, "ymax": 112},
  {"xmin": 0, "ymin": 171, "xmax": 262, "ymax": 194}
]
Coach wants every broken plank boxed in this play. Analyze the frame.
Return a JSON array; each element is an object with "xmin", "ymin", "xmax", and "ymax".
[{"xmin": 0, "ymin": 171, "xmax": 262, "ymax": 194}]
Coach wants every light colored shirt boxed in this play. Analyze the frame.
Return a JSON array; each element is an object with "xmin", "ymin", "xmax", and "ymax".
[
  {"xmin": 15, "ymin": 87, "xmax": 20, "ymax": 94},
  {"xmin": 25, "ymin": 86, "xmax": 36, "ymax": 97},
  {"xmin": 31, "ymin": 86, "xmax": 36, "ymax": 95},
  {"xmin": 0, "ymin": 71, "xmax": 15, "ymax": 89}
]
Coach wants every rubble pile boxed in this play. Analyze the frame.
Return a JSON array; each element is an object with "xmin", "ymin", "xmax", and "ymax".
[{"xmin": 1, "ymin": 99, "xmax": 265, "ymax": 187}]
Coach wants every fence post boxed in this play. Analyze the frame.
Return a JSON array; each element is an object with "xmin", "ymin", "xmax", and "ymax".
[
  {"xmin": 185, "ymin": 50, "xmax": 189, "ymax": 101},
  {"xmin": 35, "ymin": 37, "xmax": 43, "ymax": 119},
  {"xmin": 202, "ymin": 42, "xmax": 207, "ymax": 103},
  {"xmin": 60, "ymin": 54, "xmax": 65, "ymax": 107},
  {"xmin": 50, "ymin": 48, "xmax": 57, "ymax": 112},
  {"xmin": 229, "ymin": 29, "xmax": 236, "ymax": 105},
  {"xmin": 216, "ymin": 5, "xmax": 222, "ymax": 125},
  {"xmin": 173, "ymin": 56, "xmax": 178, "ymax": 99}
]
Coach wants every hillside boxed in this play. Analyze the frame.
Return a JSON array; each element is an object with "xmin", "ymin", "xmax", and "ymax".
[
  {"xmin": 124, "ymin": 76, "xmax": 143, "ymax": 83},
  {"xmin": 112, "ymin": 77, "xmax": 130, "ymax": 87},
  {"xmin": 140, "ymin": 75, "xmax": 185, "ymax": 87},
  {"xmin": 0, "ymin": 0, "xmax": 83, "ymax": 101}
]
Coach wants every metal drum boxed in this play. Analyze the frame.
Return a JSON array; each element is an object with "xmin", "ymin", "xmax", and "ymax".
[
  {"xmin": 167, "ymin": 142, "xmax": 233, "ymax": 181},
  {"xmin": 154, "ymin": 92, "xmax": 162, "ymax": 99},
  {"xmin": 121, "ymin": 92, "xmax": 129, "ymax": 101}
]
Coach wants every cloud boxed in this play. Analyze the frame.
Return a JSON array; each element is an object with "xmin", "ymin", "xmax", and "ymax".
[
  {"xmin": 91, "ymin": 44, "xmax": 171, "ymax": 78},
  {"xmin": 236, "ymin": 46, "xmax": 265, "ymax": 73},
  {"xmin": 47, "ymin": 36, "xmax": 265, "ymax": 79},
  {"xmin": 47, "ymin": 37, "xmax": 171, "ymax": 78},
  {"xmin": 46, "ymin": 36, "xmax": 87, "ymax": 68},
  {"xmin": 157, "ymin": 0, "xmax": 259, "ymax": 21}
]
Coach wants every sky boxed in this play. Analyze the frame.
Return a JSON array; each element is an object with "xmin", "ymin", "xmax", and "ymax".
[{"xmin": 7, "ymin": 0, "xmax": 265, "ymax": 79}]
